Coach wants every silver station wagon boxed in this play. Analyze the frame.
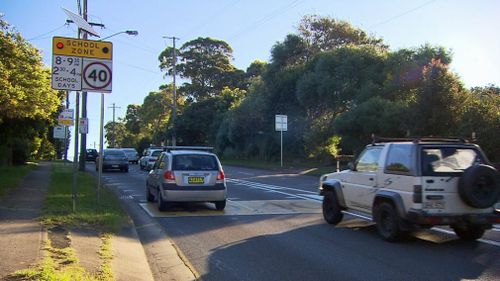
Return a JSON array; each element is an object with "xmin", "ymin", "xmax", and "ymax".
[{"xmin": 145, "ymin": 147, "xmax": 227, "ymax": 211}]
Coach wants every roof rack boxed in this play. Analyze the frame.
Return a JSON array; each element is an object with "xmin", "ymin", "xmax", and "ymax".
[
  {"xmin": 163, "ymin": 146, "xmax": 214, "ymax": 152},
  {"xmin": 372, "ymin": 136, "xmax": 470, "ymax": 145}
]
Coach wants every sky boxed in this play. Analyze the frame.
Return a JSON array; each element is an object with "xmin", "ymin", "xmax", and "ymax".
[{"xmin": 1, "ymin": 0, "xmax": 500, "ymax": 158}]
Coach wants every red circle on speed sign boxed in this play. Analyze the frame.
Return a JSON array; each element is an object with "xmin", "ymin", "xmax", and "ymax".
[{"xmin": 83, "ymin": 61, "xmax": 112, "ymax": 90}]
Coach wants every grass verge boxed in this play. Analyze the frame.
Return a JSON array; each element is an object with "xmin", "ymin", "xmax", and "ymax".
[
  {"xmin": 12, "ymin": 162, "xmax": 127, "ymax": 281},
  {"xmin": 42, "ymin": 163, "xmax": 128, "ymax": 233},
  {"xmin": 0, "ymin": 162, "xmax": 37, "ymax": 196}
]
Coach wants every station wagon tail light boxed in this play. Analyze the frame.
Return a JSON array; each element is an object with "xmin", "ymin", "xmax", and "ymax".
[
  {"xmin": 217, "ymin": 170, "xmax": 225, "ymax": 180},
  {"xmin": 164, "ymin": 170, "xmax": 175, "ymax": 180}
]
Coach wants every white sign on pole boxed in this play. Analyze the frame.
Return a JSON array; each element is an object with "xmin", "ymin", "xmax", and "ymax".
[
  {"xmin": 275, "ymin": 115, "xmax": 288, "ymax": 131},
  {"xmin": 58, "ymin": 109, "xmax": 74, "ymax": 126},
  {"xmin": 51, "ymin": 55, "xmax": 82, "ymax": 90},
  {"xmin": 82, "ymin": 59, "xmax": 112, "ymax": 93},
  {"xmin": 79, "ymin": 118, "xmax": 89, "ymax": 134},
  {"xmin": 53, "ymin": 125, "xmax": 68, "ymax": 139}
]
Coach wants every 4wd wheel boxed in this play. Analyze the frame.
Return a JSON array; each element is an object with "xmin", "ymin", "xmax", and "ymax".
[
  {"xmin": 452, "ymin": 225, "xmax": 485, "ymax": 241},
  {"xmin": 215, "ymin": 200, "xmax": 226, "ymax": 210},
  {"xmin": 157, "ymin": 189, "xmax": 168, "ymax": 211},
  {"xmin": 374, "ymin": 202, "xmax": 405, "ymax": 242},
  {"xmin": 145, "ymin": 185, "xmax": 155, "ymax": 202},
  {"xmin": 322, "ymin": 192, "xmax": 343, "ymax": 224},
  {"xmin": 458, "ymin": 164, "xmax": 500, "ymax": 209}
]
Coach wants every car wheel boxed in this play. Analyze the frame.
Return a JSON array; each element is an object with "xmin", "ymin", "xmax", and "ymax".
[
  {"xmin": 374, "ymin": 202, "xmax": 405, "ymax": 242},
  {"xmin": 322, "ymin": 191, "xmax": 343, "ymax": 224},
  {"xmin": 215, "ymin": 200, "xmax": 226, "ymax": 210},
  {"xmin": 458, "ymin": 164, "xmax": 500, "ymax": 208},
  {"xmin": 157, "ymin": 189, "xmax": 168, "ymax": 211},
  {"xmin": 452, "ymin": 224, "xmax": 485, "ymax": 241},
  {"xmin": 145, "ymin": 184, "xmax": 155, "ymax": 202}
]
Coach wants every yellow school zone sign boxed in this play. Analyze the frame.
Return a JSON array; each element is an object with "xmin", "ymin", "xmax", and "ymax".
[{"xmin": 52, "ymin": 37, "xmax": 113, "ymax": 60}]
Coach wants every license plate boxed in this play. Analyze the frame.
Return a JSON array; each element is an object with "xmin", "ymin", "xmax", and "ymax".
[
  {"xmin": 112, "ymin": 165, "xmax": 119, "ymax": 168},
  {"xmin": 424, "ymin": 200, "xmax": 445, "ymax": 209},
  {"xmin": 188, "ymin": 176, "xmax": 204, "ymax": 184}
]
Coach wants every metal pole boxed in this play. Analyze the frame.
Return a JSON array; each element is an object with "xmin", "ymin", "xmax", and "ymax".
[
  {"xmin": 280, "ymin": 126, "xmax": 283, "ymax": 168},
  {"xmin": 72, "ymin": 92, "xmax": 80, "ymax": 212},
  {"xmin": 64, "ymin": 91, "xmax": 70, "ymax": 165},
  {"xmin": 172, "ymin": 37, "xmax": 177, "ymax": 146},
  {"xmin": 107, "ymin": 103, "xmax": 120, "ymax": 147},
  {"xmin": 79, "ymin": 0, "xmax": 88, "ymax": 171},
  {"xmin": 97, "ymin": 93, "xmax": 104, "ymax": 204}
]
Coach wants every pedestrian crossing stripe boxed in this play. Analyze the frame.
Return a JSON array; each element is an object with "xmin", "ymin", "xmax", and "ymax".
[{"xmin": 139, "ymin": 199, "xmax": 322, "ymax": 218}]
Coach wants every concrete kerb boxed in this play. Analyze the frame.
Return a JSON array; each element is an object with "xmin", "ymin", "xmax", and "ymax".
[
  {"xmin": 111, "ymin": 221, "xmax": 155, "ymax": 281},
  {"xmin": 101, "ymin": 177, "xmax": 197, "ymax": 281}
]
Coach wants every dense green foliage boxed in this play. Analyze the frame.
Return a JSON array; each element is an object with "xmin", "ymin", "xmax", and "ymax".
[
  {"xmin": 108, "ymin": 15, "xmax": 499, "ymax": 163},
  {"xmin": 0, "ymin": 17, "xmax": 63, "ymax": 165}
]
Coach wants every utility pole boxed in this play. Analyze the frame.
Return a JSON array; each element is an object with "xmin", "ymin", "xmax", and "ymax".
[
  {"xmin": 108, "ymin": 103, "xmax": 121, "ymax": 147},
  {"xmin": 75, "ymin": 0, "xmax": 105, "ymax": 170},
  {"xmin": 163, "ymin": 36, "xmax": 179, "ymax": 146},
  {"xmin": 78, "ymin": 0, "xmax": 88, "ymax": 171}
]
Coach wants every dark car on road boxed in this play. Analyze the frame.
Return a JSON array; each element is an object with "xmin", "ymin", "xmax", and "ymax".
[
  {"xmin": 96, "ymin": 149, "xmax": 129, "ymax": 172},
  {"xmin": 86, "ymin": 149, "xmax": 98, "ymax": 162}
]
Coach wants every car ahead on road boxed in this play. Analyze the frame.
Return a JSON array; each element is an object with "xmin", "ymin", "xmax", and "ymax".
[
  {"xmin": 121, "ymin": 148, "xmax": 140, "ymax": 164},
  {"xmin": 319, "ymin": 137, "xmax": 500, "ymax": 242},
  {"xmin": 86, "ymin": 148, "xmax": 98, "ymax": 162},
  {"xmin": 96, "ymin": 148, "xmax": 129, "ymax": 172},
  {"xmin": 140, "ymin": 148, "xmax": 163, "ymax": 171},
  {"xmin": 145, "ymin": 146, "xmax": 227, "ymax": 211}
]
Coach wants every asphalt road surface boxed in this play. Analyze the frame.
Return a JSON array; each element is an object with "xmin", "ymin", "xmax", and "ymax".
[{"xmin": 88, "ymin": 162, "xmax": 500, "ymax": 281}]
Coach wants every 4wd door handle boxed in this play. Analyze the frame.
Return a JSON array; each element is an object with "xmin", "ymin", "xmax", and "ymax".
[{"xmin": 369, "ymin": 177, "xmax": 374, "ymax": 181}]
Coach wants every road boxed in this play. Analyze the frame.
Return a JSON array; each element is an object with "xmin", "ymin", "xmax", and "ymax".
[{"xmin": 89, "ymin": 163, "xmax": 500, "ymax": 281}]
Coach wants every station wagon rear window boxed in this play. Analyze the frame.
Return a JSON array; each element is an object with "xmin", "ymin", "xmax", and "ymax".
[{"xmin": 173, "ymin": 154, "xmax": 218, "ymax": 171}]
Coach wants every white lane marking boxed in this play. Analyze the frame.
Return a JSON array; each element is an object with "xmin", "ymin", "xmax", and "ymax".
[
  {"xmin": 298, "ymin": 194, "xmax": 323, "ymax": 201},
  {"xmin": 227, "ymin": 178, "xmax": 317, "ymax": 195},
  {"xmin": 237, "ymin": 172, "xmax": 255, "ymax": 176},
  {"xmin": 432, "ymin": 228, "xmax": 500, "ymax": 247}
]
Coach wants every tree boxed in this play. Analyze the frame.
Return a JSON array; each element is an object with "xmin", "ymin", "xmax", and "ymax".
[
  {"xmin": 138, "ymin": 87, "xmax": 174, "ymax": 145},
  {"xmin": 410, "ymin": 58, "xmax": 468, "ymax": 136},
  {"xmin": 459, "ymin": 85, "xmax": 500, "ymax": 162},
  {"xmin": 104, "ymin": 121, "xmax": 126, "ymax": 148},
  {"xmin": 176, "ymin": 87, "xmax": 246, "ymax": 146},
  {"xmin": 124, "ymin": 104, "xmax": 141, "ymax": 134},
  {"xmin": 0, "ymin": 17, "xmax": 62, "ymax": 165},
  {"xmin": 297, "ymin": 15, "xmax": 387, "ymax": 59},
  {"xmin": 159, "ymin": 37, "xmax": 240, "ymax": 100}
]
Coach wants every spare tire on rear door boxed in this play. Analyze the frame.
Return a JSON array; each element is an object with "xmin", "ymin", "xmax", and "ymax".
[{"xmin": 458, "ymin": 164, "xmax": 500, "ymax": 209}]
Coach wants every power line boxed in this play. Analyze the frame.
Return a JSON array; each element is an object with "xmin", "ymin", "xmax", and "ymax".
[
  {"xmin": 181, "ymin": 0, "xmax": 242, "ymax": 40},
  {"xmin": 369, "ymin": 0, "xmax": 436, "ymax": 29},
  {"xmin": 26, "ymin": 24, "xmax": 67, "ymax": 41},
  {"xmin": 227, "ymin": 0, "xmax": 305, "ymax": 41}
]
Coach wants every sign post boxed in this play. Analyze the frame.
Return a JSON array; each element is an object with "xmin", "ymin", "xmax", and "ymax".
[
  {"xmin": 51, "ymin": 36, "xmax": 113, "ymax": 208},
  {"xmin": 275, "ymin": 115, "xmax": 288, "ymax": 167}
]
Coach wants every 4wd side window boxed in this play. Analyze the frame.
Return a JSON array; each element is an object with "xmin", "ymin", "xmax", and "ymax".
[
  {"xmin": 385, "ymin": 144, "xmax": 414, "ymax": 174},
  {"xmin": 356, "ymin": 147, "xmax": 382, "ymax": 172}
]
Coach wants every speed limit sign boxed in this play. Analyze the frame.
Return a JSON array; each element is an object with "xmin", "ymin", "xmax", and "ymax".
[{"xmin": 82, "ymin": 59, "xmax": 112, "ymax": 92}]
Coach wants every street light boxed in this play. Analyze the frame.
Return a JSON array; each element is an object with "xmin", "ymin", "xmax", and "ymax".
[{"xmin": 99, "ymin": 30, "xmax": 139, "ymax": 41}]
